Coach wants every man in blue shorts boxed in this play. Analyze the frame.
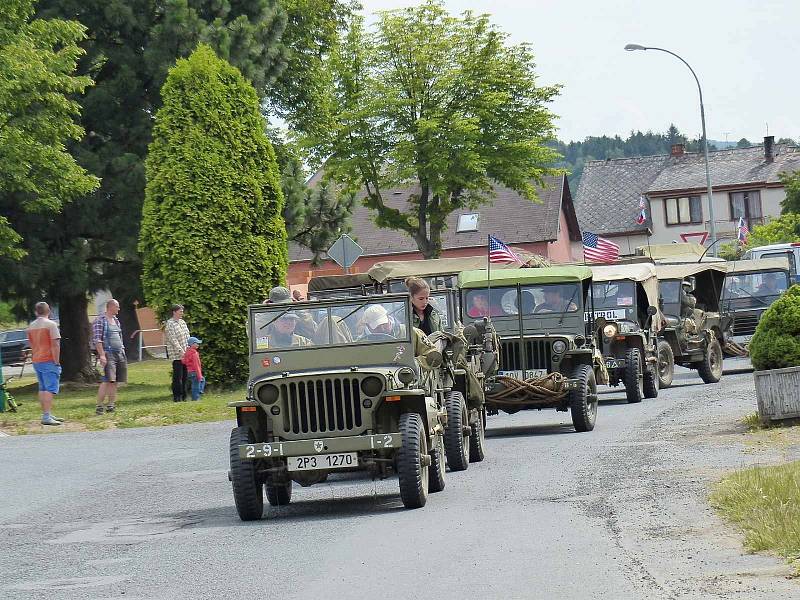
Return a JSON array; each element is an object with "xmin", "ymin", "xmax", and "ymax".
[{"xmin": 26, "ymin": 302, "xmax": 63, "ymax": 426}]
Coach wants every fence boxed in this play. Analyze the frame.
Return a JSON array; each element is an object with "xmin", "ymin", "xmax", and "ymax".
[{"xmin": 135, "ymin": 328, "xmax": 167, "ymax": 362}]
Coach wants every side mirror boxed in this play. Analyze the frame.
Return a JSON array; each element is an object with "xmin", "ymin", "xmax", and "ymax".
[{"xmin": 647, "ymin": 305, "xmax": 658, "ymax": 316}]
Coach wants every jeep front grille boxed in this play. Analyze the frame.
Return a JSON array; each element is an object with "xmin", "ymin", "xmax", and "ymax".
[
  {"xmin": 500, "ymin": 339, "xmax": 553, "ymax": 371},
  {"xmin": 279, "ymin": 377, "xmax": 364, "ymax": 436},
  {"xmin": 732, "ymin": 314, "xmax": 761, "ymax": 337}
]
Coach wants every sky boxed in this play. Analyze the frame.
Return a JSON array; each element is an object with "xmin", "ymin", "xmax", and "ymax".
[{"xmin": 358, "ymin": 0, "xmax": 800, "ymax": 144}]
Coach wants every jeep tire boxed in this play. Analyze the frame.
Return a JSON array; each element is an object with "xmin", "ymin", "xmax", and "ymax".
[
  {"xmin": 469, "ymin": 407, "xmax": 486, "ymax": 463},
  {"xmin": 428, "ymin": 433, "xmax": 446, "ymax": 493},
  {"xmin": 657, "ymin": 340, "xmax": 675, "ymax": 389},
  {"xmin": 398, "ymin": 412, "xmax": 429, "ymax": 509},
  {"xmin": 229, "ymin": 426, "xmax": 264, "ymax": 521},
  {"xmin": 624, "ymin": 348, "xmax": 643, "ymax": 404},
  {"xmin": 570, "ymin": 364, "xmax": 598, "ymax": 432},
  {"xmin": 265, "ymin": 478, "xmax": 292, "ymax": 506},
  {"xmin": 643, "ymin": 358, "xmax": 659, "ymax": 399},
  {"xmin": 444, "ymin": 391, "xmax": 470, "ymax": 471},
  {"xmin": 698, "ymin": 338, "xmax": 723, "ymax": 384}
]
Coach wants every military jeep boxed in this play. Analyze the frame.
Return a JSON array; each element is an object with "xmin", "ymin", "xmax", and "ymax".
[
  {"xmin": 457, "ymin": 267, "xmax": 606, "ymax": 433},
  {"xmin": 654, "ymin": 263, "xmax": 729, "ymax": 388},
  {"xmin": 590, "ymin": 263, "xmax": 660, "ymax": 403},
  {"xmin": 228, "ymin": 294, "xmax": 448, "ymax": 520}
]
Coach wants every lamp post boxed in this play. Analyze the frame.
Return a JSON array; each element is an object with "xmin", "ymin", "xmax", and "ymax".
[{"xmin": 624, "ymin": 44, "xmax": 716, "ymax": 253}]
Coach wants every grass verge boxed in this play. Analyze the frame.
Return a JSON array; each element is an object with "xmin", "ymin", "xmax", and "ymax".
[
  {"xmin": 1, "ymin": 360, "xmax": 244, "ymax": 435},
  {"xmin": 711, "ymin": 461, "xmax": 800, "ymax": 567}
]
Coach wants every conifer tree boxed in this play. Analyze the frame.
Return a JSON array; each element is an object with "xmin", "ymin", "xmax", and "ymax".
[{"xmin": 140, "ymin": 45, "xmax": 286, "ymax": 383}]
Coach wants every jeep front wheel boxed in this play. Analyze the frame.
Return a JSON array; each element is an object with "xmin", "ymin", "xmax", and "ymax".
[
  {"xmin": 428, "ymin": 433, "xmax": 446, "ymax": 493},
  {"xmin": 624, "ymin": 348, "xmax": 643, "ymax": 404},
  {"xmin": 229, "ymin": 426, "xmax": 264, "ymax": 521},
  {"xmin": 444, "ymin": 391, "xmax": 470, "ymax": 471},
  {"xmin": 657, "ymin": 340, "xmax": 675, "ymax": 389},
  {"xmin": 643, "ymin": 358, "xmax": 659, "ymax": 399},
  {"xmin": 570, "ymin": 364, "xmax": 598, "ymax": 432},
  {"xmin": 698, "ymin": 338, "xmax": 723, "ymax": 384},
  {"xmin": 398, "ymin": 412, "xmax": 429, "ymax": 509}
]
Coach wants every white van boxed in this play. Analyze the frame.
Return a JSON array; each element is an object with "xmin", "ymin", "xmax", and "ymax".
[{"xmin": 744, "ymin": 243, "xmax": 800, "ymax": 283}]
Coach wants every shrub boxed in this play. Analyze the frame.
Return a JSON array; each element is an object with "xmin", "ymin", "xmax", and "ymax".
[
  {"xmin": 139, "ymin": 45, "xmax": 287, "ymax": 384},
  {"xmin": 749, "ymin": 285, "xmax": 800, "ymax": 371}
]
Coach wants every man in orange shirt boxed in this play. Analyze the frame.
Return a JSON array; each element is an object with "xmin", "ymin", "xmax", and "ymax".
[{"xmin": 26, "ymin": 302, "xmax": 63, "ymax": 426}]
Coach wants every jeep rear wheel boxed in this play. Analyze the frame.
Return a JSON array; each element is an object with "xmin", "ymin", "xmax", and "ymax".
[
  {"xmin": 229, "ymin": 426, "xmax": 264, "ymax": 521},
  {"xmin": 398, "ymin": 412, "xmax": 429, "ymax": 509},
  {"xmin": 624, "ymin": 348, "xmax": 643, "ymax": 403},
  {"xmin": 698, "ymin": 338, "xmax": 723, "ymax": 384},
  {"xmin": 444, "ymin": 391, "xmax": 469, "ymax": 471},
  {"xmin": 428, "ymin": 433, "xmax": 446, "ymax": 493},
  {"xmin": 265, "ymin": 478, "xmax": 292, "ymax": 506},
  {"xmin": 657, "ymin": 340, "xmax": 675, "ymax": 389},
  {"xmin": 469, "ymin": 407, "xmax": 486, "ymax": 463},
  {"xmin": 570, "ymin": 364, "xmax": 598, "ymax": 432}
]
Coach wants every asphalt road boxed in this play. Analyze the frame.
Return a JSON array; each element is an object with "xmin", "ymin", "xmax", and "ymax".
[{"xmin": 1, "ymin": 364, "xmax": 798, "ymax": 600}]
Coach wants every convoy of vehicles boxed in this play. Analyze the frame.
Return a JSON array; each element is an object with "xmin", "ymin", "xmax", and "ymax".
[{"xmin": 230, "ymin": 248, "xmax": 794, "ymax": 519}]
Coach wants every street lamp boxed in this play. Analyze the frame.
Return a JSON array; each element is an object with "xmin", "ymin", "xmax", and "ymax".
[{"xmin": 624, "ymin": 43, "xmax": 717, "ymax": 253}]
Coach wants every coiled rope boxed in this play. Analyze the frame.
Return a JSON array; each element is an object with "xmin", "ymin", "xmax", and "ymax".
[{"xmin": 487, "ymin": 372, "xmax": 568, "ymax": 405}]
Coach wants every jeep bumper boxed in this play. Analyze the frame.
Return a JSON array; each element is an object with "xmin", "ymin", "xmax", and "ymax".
[{"xmin": 238, "ymin": 433, "xmax": 401, "ymax": 459}]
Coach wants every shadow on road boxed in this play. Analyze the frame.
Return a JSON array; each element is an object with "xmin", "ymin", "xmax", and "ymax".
[{"xmin": 486, "ymin": 422, "xmax": 577, "ymax": 438}]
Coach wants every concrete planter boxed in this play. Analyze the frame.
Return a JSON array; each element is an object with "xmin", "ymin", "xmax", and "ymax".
[{"xmin": 754, "ymin": 365, "xmax": 800, "ymax": 422}]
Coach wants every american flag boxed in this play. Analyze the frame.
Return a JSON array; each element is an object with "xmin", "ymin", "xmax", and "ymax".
[
  {"xmin": 636, "ymin": 195, "xmax": 647, "ymax": 225},
  {"xmin": 737, "ymin": 217, "xmax": 749, "ymax": 244},
  {"xmin": 488, "ymin": 235, "xmax": 521, "ymax": 264},
  {"xmin": 582, "ymin": 231, "xmax": 620, "ymax": 263}
]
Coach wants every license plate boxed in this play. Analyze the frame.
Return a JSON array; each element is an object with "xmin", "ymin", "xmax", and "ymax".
[
  {"xmin": 605, "ymin": 358, "xmax": 625, "ymax": 369},
  {"xmin": 287, "ymin": 452, "xmax": 358, "ymax": 472},
  {"xmin": 498, "ymin": 369, "xmax": 547, "ymax": 380}
]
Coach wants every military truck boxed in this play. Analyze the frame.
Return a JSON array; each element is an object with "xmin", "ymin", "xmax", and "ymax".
[
  {"xmin": 722, "ymin": 257, "xmax": 792, "ymax": 346},
  {"xmin": 228, "ymin": 294, "xmax": 449, "ymax": 520},
  {"xmin": 590, "ymin": 263, "xmax": 661, "ymax": 402},
  {"xmin": 457, "ymin": 266, "xmax": 605, "ymax": 432},
  {"xmin": 654, "ymin": 263, "xmax": 728, "ymax": 388}
]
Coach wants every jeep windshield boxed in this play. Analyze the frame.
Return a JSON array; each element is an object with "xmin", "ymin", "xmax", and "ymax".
[
  {"xmin": 251, "ymin": 298, "xmax": 411, "ymax": 351},
  {"xmin": 464, "ymin": 283, "xmax": 581, "ymax": 318},
  {"xmin": 722, "ymin": 270, "xmax": 789, "ymax": 310},
  {"xmin": 591, "ymin": 281, "xmax": 636, "ymax": 310}
]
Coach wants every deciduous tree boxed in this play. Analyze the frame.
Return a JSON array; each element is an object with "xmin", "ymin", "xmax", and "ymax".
[{"xmin": 310, "ymin": 1, "xmax": 561, "ymax": 258}]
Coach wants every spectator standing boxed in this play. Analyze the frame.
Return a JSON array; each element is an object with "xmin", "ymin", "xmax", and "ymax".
[
  {"xmin": 181, "ymin": 337, "xmax": 205, "ymax": 400},
  {"xmin": 92, "ymin": 299, "xmax": 127, "ymax": 415},
  {"xmin": 26, "ymin": 302, "xmax": 63, "ymax": 426},
  {"xmin": 164, "ymin": 304, "xmax": 191, "ymax": 402}
]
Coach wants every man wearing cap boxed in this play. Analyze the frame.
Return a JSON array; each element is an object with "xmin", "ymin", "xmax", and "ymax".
[
  {"xmin": 359, "ymin": 303, "xmax": 442, "ymax": 368},
  {"xmin": 263, "ymin": 287, "xmax": 313, "ymax": 348},
  {"xmin": 268, "ymin": 286, "xmax": 317, "ymax": 340},
  {"xmin": 164, "ymin": 303, "xmax": 191, "ymax": 402},
  {"xmin": 181, "ymin": 337, "xmax": 206, "ymax": 400}
]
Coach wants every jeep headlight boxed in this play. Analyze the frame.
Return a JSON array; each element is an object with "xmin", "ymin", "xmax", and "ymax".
[
  {"xmin": 603, "ymin": 323, "xmax": 618, "ymax": 338},
  {"xmin": 552, "ymin": 340, "xmax": 567, "ymax": 354},
  {"xmin": 360, "ymin": 376, "xmax": 384, "ymax": 397},
  {"xmin": 396, "ymin": 367, "xmax": 415, "ymax": 386},
  {"xmin": 257, "ymin": 384, "xmax": 280, "ymax": 404}
]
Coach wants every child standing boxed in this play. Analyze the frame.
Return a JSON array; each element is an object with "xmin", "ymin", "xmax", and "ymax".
[{"xmin": 181, "ymin": 337, "xmax": 206, "ymax": 401}]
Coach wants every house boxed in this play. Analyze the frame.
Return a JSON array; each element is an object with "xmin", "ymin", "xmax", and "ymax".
[
  {"xmin": 573, "ymin": 136, "xmax": 800, "ymax": 255},
  {"xmin": 287, "ymin": 174, "xmax": 582, "ymax": 287}
]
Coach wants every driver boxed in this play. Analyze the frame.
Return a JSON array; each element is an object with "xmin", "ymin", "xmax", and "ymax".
[
  {"xmin": 534, "ymin": 286, "xmax": 577, "ymax": 313},
  {"xmin": 757, "ymin": 272, "xmax": 787, "ymax": 296}
]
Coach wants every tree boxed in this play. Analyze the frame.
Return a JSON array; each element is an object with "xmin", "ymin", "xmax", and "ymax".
[
  {"xmin": 746, "ymin": 213, "xmax": 800, "ymax": 248},
  {"xmin": 310, "ymin": 1, "xmax": 562, "ymax": 258},
  {"xmin": 0, "ymin": 0, "xmax": 98, "ymax": 259},
  {"xmin": 736, "ymin": 138, "xmax": 752, "ymax": 148},
  {"xmin": 7, "ymin": 0, "xmax": 352, "ymax": 380},
  {"xmin": 271, "ymin": 134, "xmax": 355, "ymax": 263},
  {"xmin": 140, "ymin": 45, "xmax": 286, "ymax": 384},
  {"xmin": 779, "ymin": 170, "xmax": 800, "ymax": 214}
]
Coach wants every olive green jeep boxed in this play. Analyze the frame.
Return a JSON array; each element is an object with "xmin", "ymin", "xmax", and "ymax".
[
  {"xmin": 589, "ymin": 263, "xmax": 660, "ymax": 403},
  {"xmin": 228, "ymin": 294, "xmax": 448, "ymax": 520},
  {"xmin": 458, "ymin": 267, "xmax": 607, "ymax": 433}
]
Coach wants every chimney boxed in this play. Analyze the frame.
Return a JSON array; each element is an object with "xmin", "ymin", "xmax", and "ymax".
[
  {"xmin": 764, "ymin": 135, "xmax": 775, "ymax": 163},
  {"xmin": 670, "ymin": 143, "xmax": 685, "ymax": 157}
]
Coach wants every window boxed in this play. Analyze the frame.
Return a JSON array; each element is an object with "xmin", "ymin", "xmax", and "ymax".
[
  {"xmin": 729, "ymin": 191, "xmax": 763, "ymax": 226},
  {"xmin": 664, "ymin": 196, "xmax": 703, "ymax": 225},
  {"xmin": 457, "ymin": 213, "xmax": 480, "ymax": 232}
]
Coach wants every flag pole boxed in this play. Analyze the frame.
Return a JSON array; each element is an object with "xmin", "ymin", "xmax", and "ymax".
[{"xmin": 487, "ymin": 235, "xmax": 492, "ymax": 303}]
